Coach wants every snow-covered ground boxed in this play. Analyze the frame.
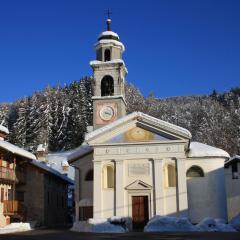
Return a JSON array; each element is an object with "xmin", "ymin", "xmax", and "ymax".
[
  {"xmin": 144, "ymin": 216, "xmax": 196, "ymax": 232},
  {"xmin": 196, "ymin": 218, "xmax": 236, "ymax": 232},
  {"xmin": 144, "ymin": 216, "xmax": 237, "ymax": 232},
  {"xmin": 71, "ymin": 218, "xmax": 128, "ymax": 233},
  {"xmin": 230, "ymin": 213, "xmax": 240, "ymax": 232},
  {"xmin": 0, "ymin": 222, "xmax": 32, "ymax": 234}
]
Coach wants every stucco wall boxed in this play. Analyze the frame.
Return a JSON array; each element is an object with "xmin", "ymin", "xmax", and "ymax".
[
  {"xmin": 185, "ymin": 158, "xmax": 227, "ymax": 223},
  {"xmin": 225, "ymin": 162, "xmax": 240, "ymax": 221},
  {"xmin": 72, "ymin": 153, "xmax": 93, "ymax": 221}
]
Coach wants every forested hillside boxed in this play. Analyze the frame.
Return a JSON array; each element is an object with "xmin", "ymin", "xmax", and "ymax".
[{"xmin": 0, "ymin": 77, "xmax": 239, "ymax": 156}]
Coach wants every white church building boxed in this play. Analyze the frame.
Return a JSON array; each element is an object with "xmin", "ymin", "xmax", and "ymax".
[{"xmin": 69, "ymin": 18, "xmax": 230, "ymax": 229}]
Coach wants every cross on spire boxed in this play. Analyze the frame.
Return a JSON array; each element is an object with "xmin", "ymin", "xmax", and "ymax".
[
  {"xmin": 105, "ymin": 8, "xmax": 112, "ymax": 19},
  {"xmin": 105, "ymin": 8, "xmax": 112, "ymax": 31}
]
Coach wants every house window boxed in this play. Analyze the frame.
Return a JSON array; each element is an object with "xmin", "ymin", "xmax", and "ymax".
[
  {"xmin": 79, "ymin": 206, "xmax": 93, "ymax": 221},
  {"xmin": 186, "ymin": 166, "xmax": 204, "ymax": 178},
  {"xmin": 165, "ymin": 164, "xmax": 176, "ymax": 187},
  {"xmin": 232, "ymin": 162, "xmax": 238, "ymax": 179},
  {"xmin": 103, "ymin": 165, "xmax": 114, "ymax": 189},
  {"xmin": 101, "ymin": 75, "xmax": 114, "ymax": 96},
  {"xmin": 104, "ymin": 49, "xmax": 111, "ymax": 61},
  {"xmin": 85, "ymin": 169, "xmax": 93, "ymax": 181}
]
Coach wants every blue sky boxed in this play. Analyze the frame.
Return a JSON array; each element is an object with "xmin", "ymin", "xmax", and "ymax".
[{"xmin": 0, "ymin": 0, "xmax": 239, "ymax": 102}]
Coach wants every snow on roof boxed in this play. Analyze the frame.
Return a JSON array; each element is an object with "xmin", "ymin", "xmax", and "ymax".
[
  {"xmin": 188, "ymin": 142, "xmax": 230, "ymax": 158},
  {"xmin": 98, "ymin": 31, "xmax": 119, "ymax": 39},
  {"xmin": 29, "ymin": 159, "xmax": 73, "ymax": 184},
  {"xmin": 225, "ymin": 155, "xmax": 240, "ymax": 167},
  {"xmin": 90, "ymin": 59, "xmax": 126, "ymax": 67},
  {"xmin": 0, "ymin": 140, "xmax": 36, "ymax": 160},
  {"xmin": 61, "ymin": 160, "xmax": 69, "ymax": 167},
  {"xmin": 37, "ymin": 144, "xmax": 47, "ymax": 152},
  {"xmin": 86, "ymin": 112, "xmax": 192, "ymax": 142},
  {"xmin": 47, "ymin": 144, "xmax": 93, "ymax": 165},
  {"xmin": 95, "ymin": 39, "xmax": 125, "ymax": 52},
  {"xmin": 0, "ymin": 125, "xmax": 9, "ymax": 134}
]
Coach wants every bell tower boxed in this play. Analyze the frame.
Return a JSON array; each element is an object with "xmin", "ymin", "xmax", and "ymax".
[{"xmin": 90, "ymin": 16, "xmax": 127, "ymax": 129}]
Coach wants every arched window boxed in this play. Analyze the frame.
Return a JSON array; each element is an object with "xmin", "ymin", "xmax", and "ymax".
[
  {"xmin": 164, "ymin": 164, "xmax": 176, "ymax": 187},
  {"xmin": 104, "ymin": 49, "xmax": 111, "ymax": 61},
  {"xmin": 186, "ymin": 166, "xmax": 204, "ymax": 178},
  {"xmin": 85, "ymin": 169, "xmax": 93, "ymax": 181},
  {"xmin": 101, "ymin": 76, "xmax": 114, "ymax": 96},
  {"xmin": 103, "ymin": 165, "xmax": 114, "ymax": 189}
]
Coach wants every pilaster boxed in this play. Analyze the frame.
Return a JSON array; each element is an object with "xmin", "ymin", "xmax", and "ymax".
[
  {"xmin": 93, "ymin": 161, "xmax": 102, "ymax": 218},
  {"xmin": 176, "ymin": 158, "xmax": 188, "ymax": 217},
  {"xmin": 115, "ymin": 160, "xmax": 125, "ymax": 216},
  {"xmin": 153, "ymin": 158, "xmax": 165, "ymax": 215}
]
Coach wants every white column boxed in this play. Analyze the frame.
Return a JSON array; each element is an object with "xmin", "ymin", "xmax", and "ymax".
[
  {"xmin": 153, "ymin": 159, "xmax": 165, "ymax": 215},
  {"xmin": 93, "ymin": 161, "xmax": 102, "ymax": 218},
  {"xmin": 176, "ymin": 158, "xmax": 188, "ymax": 217},
  {"xmin": 115, "ymin": 160, "xmax": 125, "ymax": 216}
]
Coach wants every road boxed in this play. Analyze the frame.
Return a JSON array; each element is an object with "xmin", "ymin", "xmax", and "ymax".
[{"xmin": 1, "ymin": 229, "xmax": 240, "ymax": 240}]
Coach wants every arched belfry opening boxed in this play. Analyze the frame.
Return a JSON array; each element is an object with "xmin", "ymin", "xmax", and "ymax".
[
  {"xmin": 104, "ymin": 49, "xmax": 111, "ymax": 61},
  {"xmin": 101, "ymin": 75, "xmax": 114, "ymax": 96}
]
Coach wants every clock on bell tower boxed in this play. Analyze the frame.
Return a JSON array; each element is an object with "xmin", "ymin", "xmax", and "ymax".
[{"xmin": 90, "ymin": 16, "xmax": 127, "ymax": 130}]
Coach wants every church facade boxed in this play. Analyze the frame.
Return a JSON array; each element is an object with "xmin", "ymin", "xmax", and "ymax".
[{"xmin": 69, "ymin": 18, "xmax": 230, "ymax": 228}]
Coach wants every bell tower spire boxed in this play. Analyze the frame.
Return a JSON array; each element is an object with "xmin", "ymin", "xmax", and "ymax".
[
  {"xmin": 90, "ymin": 17, "xmax": 127, "ymax": 130},
  {"xmin": 105, "ymin": 8, "xmax": 112, "ymax": 31}
]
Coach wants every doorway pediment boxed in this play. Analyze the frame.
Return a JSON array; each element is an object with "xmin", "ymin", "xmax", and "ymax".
[{"xmin": 125, "ymin": 180, "xmax": 152, "ymax": 191}]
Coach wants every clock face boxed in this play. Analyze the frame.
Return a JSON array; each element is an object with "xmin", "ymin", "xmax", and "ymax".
[{"xmin": 99, "ymin": 106, "xmax": 114, "ymax": 121}]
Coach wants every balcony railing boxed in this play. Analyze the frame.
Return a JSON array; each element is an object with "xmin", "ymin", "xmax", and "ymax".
[
  {"xmin": 3, "ymin": 200, "xmax": 24, "ymax": 216},
  {"xmin": 0, "ymin": 167, "xmax": 15, "ymax": 182}
]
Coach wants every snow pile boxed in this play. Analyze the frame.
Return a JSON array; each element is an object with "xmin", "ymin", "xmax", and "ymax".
[
  {"xmin": 144, "ymin": 216, "xmax": 237, "ymax": 232},
  {"xmin": 144, "ymin": 216, "xmax": 196, "ymax": 232},
  {"xmin": 0, "ymin": 222, "xmax": 32, "ymax": 234},
  {"xmin": 230, "ymin": 213, "xmax": 240, "ymax": 231},
  {"xmin": 0, "ymin": 125, "xmax": 9, "ymax": 134},
  {"xmin": 188, "ymin": 142, "xmax": 230, "ymax": 158},
  {"xmin": 71, "ymin": 218, "xmax": 127, "ymax": 233},
  {"xmin": 196, "ymin": 218, "xmax": 236, "ymax": 232}
]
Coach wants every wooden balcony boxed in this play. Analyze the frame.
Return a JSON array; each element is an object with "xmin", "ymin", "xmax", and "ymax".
[
  {"xmin": 0, "ymin": 167, "xmax": 15, "ymax": 183},
  {"xmin": 3, "ymin": 200, "xmax": 24, "ymax": 216}
]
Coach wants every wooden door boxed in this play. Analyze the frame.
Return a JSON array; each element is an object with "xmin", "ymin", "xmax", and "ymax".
[{"xmin": 132, "ymin": 196, "xmax": 149, "ymax": 230}]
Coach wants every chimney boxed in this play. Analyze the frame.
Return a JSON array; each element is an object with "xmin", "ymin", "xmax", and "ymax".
[{"xmin": 36, "ymin": 143, "xmax": 48, "ymax": 162}]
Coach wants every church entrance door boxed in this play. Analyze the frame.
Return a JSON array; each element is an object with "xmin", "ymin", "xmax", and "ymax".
[{"xmin": 132, "ymin": 196, "xmax": 149, "ymax": 230}]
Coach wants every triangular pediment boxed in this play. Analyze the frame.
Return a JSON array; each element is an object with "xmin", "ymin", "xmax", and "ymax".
[
  {"xmin": 103, "ymin": 126, "xmax": 178, "ymax": 144},
  {"xmin": 86, "ymin": 112, "xmax": 192, "ymax": 145},
  {"xmin": 125, "ymin": 180, "xmax": 152, "ymax": 190}
]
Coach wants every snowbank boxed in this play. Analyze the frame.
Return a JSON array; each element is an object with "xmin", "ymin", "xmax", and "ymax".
[
  {"xmin": 144, "ymin": 216, "xmax": 236, "ymax": 232},
  {"xmin": 144, "ymin": 216, "xmax": 196, "ymax": 232},
  {"xmin": 0, "ymin": 222, "xmax": 32, "ymax": 234},
  {"xmin": 230, "ymin": 213, "xmax": 240, "ymax": 231},
  {"xmin": 196, "ymin": 218, "xmax": 236, "ymax": 232},
  {"xmin": 71, "ymin": 218, "xmax": 127, "ymax": 233}
]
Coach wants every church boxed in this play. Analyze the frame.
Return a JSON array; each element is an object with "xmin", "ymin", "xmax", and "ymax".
[{"xmin": 69, "ymin": 17, "xmax": 230, "ymax": 229}]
